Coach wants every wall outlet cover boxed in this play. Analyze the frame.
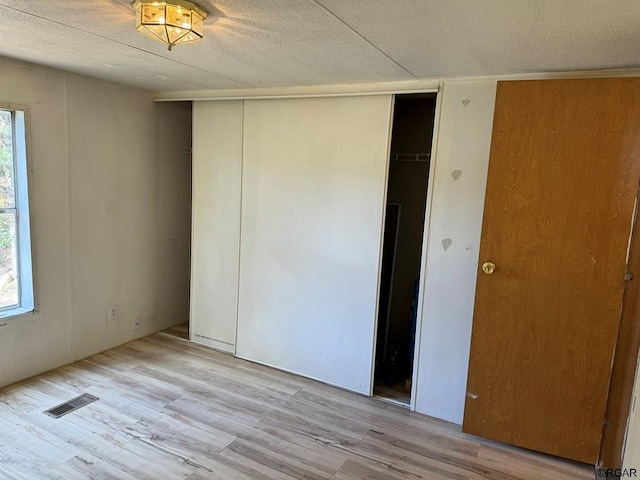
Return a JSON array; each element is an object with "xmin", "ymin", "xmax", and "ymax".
[{"xmin": 106, "ymin": 305, "xmax": 118, "ymax": 323}]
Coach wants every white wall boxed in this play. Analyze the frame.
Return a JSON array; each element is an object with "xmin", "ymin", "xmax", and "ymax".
[
  {"xmin": 191, "ymin": 101, "xmax": 243, "ymax": 353},
  {"xmin": 237, "ymin": 96, "xmax": 393, "ymax": 394},
  {"xmin": 414, "ymin": 80, "xmax": 497, "ymax": 423},
  {"xmin": 0, "ymin": 58, "xmax": 191, "ymax": 387}
]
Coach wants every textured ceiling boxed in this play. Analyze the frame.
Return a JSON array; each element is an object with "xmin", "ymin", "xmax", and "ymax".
[{"xmin": 1, "ymin": 0, "xmax": 640, "ymax": 92}]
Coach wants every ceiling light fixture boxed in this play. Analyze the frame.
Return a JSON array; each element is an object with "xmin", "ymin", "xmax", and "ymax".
[{"xmin": 132, "ymin": 0, "xmax": 207, "ymax": 51}]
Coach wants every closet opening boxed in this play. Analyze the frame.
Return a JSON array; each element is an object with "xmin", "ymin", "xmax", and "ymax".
[
  {"xmin": 158, "ymin": 101, "xmax": 193, "ymax": 344},
  {"xmin": 374, "ymin": 93, "xmax": 437, "ymax": 407}
]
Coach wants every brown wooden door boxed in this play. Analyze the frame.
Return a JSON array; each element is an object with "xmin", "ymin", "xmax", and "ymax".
[{"xmin": 463, "ymin": 78, "xmax": 640, "ymax": 464}]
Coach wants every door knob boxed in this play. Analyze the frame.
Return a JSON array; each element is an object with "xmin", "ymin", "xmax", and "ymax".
[{"xmin": 482, "ymin": 262, "xmax": 496, "ymax": 275}]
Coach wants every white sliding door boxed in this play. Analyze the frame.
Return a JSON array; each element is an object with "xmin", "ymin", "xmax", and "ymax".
[
  {"xmin": 413, "ymin": 81, "xmax": 496, "ymax": 423},
  {"xmin": 238, "ymin": 95, "xmax": 393, "ymax": 394},
  {"xmin": 191, "ymin": 101, "xmax": 243, "ymax": 353}
]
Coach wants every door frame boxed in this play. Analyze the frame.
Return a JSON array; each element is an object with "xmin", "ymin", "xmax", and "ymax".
[{"xmin": 600, "ymin": 189, "xmax": 640, "ymax": 467}]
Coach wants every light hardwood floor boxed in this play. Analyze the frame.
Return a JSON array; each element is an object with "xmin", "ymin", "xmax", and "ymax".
[
  {"xmin": 0, "ymin": 334, "xmax": 594, "ymax": 479},
  {"xmin": 161, "ymin": 322, "xmax": 190, "ymax": 340},
  {"xmin": 373, "ymin": 379, "xmax": 411, "ymax": 407}
]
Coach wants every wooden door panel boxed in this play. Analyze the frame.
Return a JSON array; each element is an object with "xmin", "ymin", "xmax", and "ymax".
[{"xmin": 463, "ymin": 78, "xmax": 640, "ymax": 464}]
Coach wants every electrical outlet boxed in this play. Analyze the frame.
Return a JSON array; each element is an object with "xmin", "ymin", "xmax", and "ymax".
[
  {"xmin": 106, "ymin": 305, "xmax": 118, "ymax": 323},
  {"xmin": 133, "ymin": 316, "xmax": 141, "ymax": 331}
]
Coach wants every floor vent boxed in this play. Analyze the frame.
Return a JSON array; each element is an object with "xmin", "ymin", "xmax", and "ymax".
[{"xmin": 44, "ymin": 393, "xmax": 99, "ymax": 419}]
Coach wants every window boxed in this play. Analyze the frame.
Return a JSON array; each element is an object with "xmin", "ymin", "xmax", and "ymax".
[{"xmin": 0, "ymin": 107, "xmax": 33, "ymax": 317}]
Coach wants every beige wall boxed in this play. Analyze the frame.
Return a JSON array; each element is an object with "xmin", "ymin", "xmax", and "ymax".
[{"xmin": 0, "ymin": 58, "xmax": 191, "ymax": 387}]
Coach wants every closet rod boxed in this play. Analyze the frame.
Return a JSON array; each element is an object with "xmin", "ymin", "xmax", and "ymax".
[{"xmin": 390, "ymin": 153, "xmax": 431, "ymax": 162}]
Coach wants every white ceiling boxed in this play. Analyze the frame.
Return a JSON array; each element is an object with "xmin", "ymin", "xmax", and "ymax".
[{"xmin": 1, "ymin": 0, "xmax": 640, "ymax": 92}]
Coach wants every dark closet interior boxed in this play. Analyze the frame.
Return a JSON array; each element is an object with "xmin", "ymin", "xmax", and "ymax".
[{"xmin": 374, "ymin": 93, "xmax": 437, "ymax": 406}]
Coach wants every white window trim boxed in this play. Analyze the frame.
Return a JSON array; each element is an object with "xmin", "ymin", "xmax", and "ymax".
[{"xmin": 0, "ymin": 104, "xmax": 34, "ymax": 318}]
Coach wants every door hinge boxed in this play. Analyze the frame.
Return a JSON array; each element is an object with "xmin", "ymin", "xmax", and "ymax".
[{"xmin": 625, "ymin": 272, "xmax": 634, "ymax": 281}]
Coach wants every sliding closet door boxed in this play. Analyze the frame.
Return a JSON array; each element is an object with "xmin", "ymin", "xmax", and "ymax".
[
  {"xmin": 238, "ymin": 95, "xmax": 393, "ymax": 394},
  {"xmin": 191, "ymin": 101, "xmax": 243, "ymax": 353}
]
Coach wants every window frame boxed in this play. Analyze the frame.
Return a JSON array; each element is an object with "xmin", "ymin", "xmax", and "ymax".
[{"xmin": 0, "ymin": 104, "xmax": 34, "ymax": 318}]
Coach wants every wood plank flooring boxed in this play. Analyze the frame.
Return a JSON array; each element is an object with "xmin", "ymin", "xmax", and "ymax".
[
  {"xmin": 373, "ymin": 379, "xmax": 411, "ymax": 407},
  {"xmin": 0, "ymin": 334, "xmax": 594, "ymax": 479},
  {"xmin": 161, "ymin": 322, "xmax": 189, "ymax": 340}
]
